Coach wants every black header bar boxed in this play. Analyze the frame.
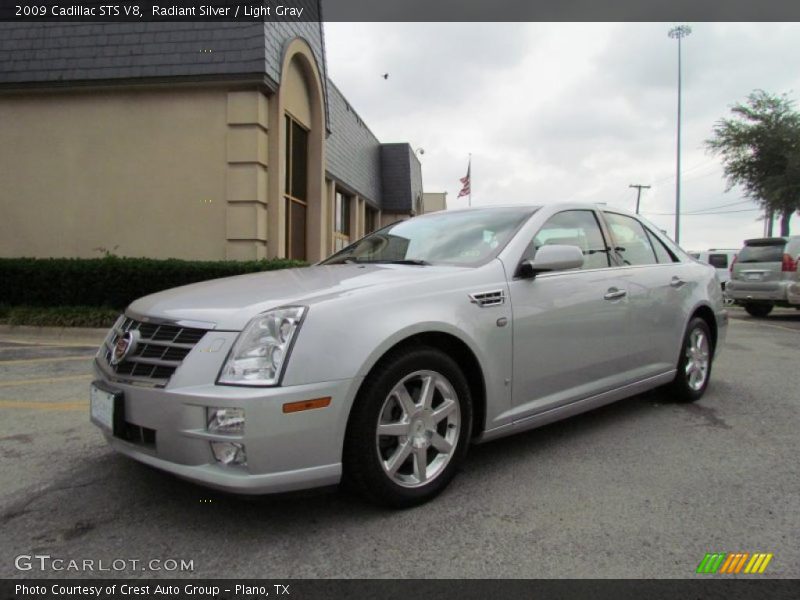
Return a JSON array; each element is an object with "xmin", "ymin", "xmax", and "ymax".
[
  {"xmin": 3, "ymin": 0, "xmax": 800, "ymax": 22},
  {"xmin": 2, "ymin": 579, "xmax": 800, "ymax": 600}
]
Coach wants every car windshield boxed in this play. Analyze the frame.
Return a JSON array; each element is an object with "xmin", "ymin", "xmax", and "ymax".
[
  {"xmin": 738, "ymin": 242, "xmax": 786, "ymax": 263},
  {"xmin": 321, "ymin": 207, "xmax": 538, "ymax": 267}
]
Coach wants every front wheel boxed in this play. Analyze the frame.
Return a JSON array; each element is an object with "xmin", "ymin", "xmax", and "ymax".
[
  {"xmin": 667, "ymin": 317, "xmax": 713, "ymax": 403},
  {"xmin": 343, "ymin": 346, "xmax": 472, "ymax": 508}
]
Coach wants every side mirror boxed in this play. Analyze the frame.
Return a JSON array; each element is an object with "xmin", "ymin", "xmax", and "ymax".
[{"xmin": 516, "ymin": 244, "xmax": 584, "ymax": 279}]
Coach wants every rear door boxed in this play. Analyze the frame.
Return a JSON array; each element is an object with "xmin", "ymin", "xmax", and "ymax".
[{"xmin": 601, "ymin": 211, "xmax": 690, "ymax": 376}]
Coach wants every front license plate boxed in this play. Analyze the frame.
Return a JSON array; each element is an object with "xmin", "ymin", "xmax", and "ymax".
[{"xmin": 90, "ymin": 384, "xmax": 117, "ymax": 432}]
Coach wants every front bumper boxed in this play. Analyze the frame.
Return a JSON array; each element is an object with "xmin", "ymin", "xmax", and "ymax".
[{"xmin": 92, "ymin": 361, "xmax": 361, "ymax": 494}]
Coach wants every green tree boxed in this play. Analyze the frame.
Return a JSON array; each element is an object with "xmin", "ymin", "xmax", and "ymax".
[{"xmin": 706, "ymin": 90, "xmax": 800, "ymax": 236}]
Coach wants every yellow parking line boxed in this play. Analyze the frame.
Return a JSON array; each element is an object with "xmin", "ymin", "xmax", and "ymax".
[
  {"xmin": 0, "ymin": 400, "xmax": 88, "ymax": 411},
  {"xmin": 0, "ymin": 374, "xmax": 93, "ymax": 388},
  {"xmin": 0, "ymin": 355, "xmax": 94, "ymax": 366}
]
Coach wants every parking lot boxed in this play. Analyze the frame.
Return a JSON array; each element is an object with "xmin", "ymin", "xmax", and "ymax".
[{"xmin": 0, "ymin": 310, "xmax": 798, "ymax": 579}]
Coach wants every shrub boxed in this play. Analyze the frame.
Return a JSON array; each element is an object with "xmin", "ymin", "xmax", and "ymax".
[{"xmin": 0, "ymin": 256, "xmax": 306, "ymax": 310}]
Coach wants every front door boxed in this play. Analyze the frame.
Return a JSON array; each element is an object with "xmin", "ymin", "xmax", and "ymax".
[{"xmin": 508, "ymin": 209, "xmax": 633, "ymax": 419}]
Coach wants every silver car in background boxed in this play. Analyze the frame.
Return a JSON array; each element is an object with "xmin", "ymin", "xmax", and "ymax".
[
  {"xmin": 91, "ymin": 204, "xmax": 727, "ymax": 507},
  {"xmin": 726, "ymin": 236, "xmax": 800, "ymax": 317}
]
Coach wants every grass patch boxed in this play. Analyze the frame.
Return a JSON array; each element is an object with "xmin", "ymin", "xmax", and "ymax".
[{"xmin": 0, "ymin": 306, "xmax": 119, "ymax": 328}]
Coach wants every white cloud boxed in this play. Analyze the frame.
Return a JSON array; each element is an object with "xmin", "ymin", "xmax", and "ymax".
[{"xmin": 324, "ymin": 22, "xmax": 800, "ymax": 250}]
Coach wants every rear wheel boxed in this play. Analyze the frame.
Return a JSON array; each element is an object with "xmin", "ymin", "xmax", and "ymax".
[
  {"xmin": 744, "ymin": 303, "xmax": 773, "ymax": 318},
  {"xmin": 668, "ymin": 317, "xmax": 713, "ymax": 403},
  {"xmin": 343, "ymin": 346, "xmax": 472, "ymax": 508}
]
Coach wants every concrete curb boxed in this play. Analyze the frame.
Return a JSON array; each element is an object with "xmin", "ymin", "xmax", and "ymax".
[{"xmin": 0, "ymin": 324, "xmax": 107, "ymax": 346}]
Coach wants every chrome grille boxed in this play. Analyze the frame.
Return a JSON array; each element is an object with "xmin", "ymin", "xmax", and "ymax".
[{"xmin": 102, "ymin": 317, "xmax": 207, "ymax": 386}]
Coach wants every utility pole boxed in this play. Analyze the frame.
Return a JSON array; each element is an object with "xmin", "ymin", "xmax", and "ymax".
[
  {"xmin": 629, "ymin": 184, "xmax": 651, "ymax": 214},
  {"xmin": 669, "ymin": 24, "xmax": 691, "ymax": 244}
]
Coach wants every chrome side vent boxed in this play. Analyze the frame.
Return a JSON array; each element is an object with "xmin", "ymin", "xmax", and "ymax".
[{"xmin": 468, "ymin": 289, "xmax": 505, "ymax": 307}]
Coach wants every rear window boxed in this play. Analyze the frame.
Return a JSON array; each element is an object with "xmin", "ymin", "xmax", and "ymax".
[
  {"xmin": 738, "ymin": 243, "xmax": 786, "ymax": 263},
  {"xmin": 707, "ymin": 254, "xmax": 729, "ymax": 269}
]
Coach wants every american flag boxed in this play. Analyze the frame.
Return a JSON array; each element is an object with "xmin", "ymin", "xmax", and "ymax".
[{"xmin": 457, "ymin": 160, "xmax": 471, "ymax": 198}]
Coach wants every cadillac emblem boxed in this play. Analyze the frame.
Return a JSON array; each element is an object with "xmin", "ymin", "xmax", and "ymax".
[{"xmin": 111, "ymin": 330, "xmax": 140, "ymax": 365}]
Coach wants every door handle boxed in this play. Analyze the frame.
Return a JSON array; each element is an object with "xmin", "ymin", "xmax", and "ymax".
[
  {"xmin": 604, "ymin": 288, "xmax": 627, "ymax": 300},
  {"xmin": 670, "ymin": 276, "xmax": 686, "ymax": 288}
]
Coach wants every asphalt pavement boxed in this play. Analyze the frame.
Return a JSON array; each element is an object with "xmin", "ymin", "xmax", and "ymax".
[{"xmin": 0, "ymin": 310, "xmax": 797, "ymax": 579}]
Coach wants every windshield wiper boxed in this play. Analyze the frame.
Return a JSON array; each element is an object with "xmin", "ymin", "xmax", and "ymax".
[{"xmin": 351, "ymin": 258, "xmax": 431, "ymax": 266}]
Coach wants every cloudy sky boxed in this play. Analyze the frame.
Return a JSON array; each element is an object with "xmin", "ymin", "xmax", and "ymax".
[{"xmin": 323, "ymin": 23, "xmax": 800, "ymax": 251}]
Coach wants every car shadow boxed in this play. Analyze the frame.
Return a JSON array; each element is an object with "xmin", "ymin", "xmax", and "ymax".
[
  {"xmin": 5, "ymin": 388, "xmax": 672, "ymax": 526},
  {"xmin": 732, "ymin": 307, "xmax": 800, "ymax": 323},
  {"xmin": 0, "ymin": 385, "xmax": 704, "ymax": 570},
  {"xmin": 464, "ymin": 388, "xmax": 665, "ymax": 470},
  {"xmin": 763, "ymin": 312, "xmax": 800, "ymax": 321}
]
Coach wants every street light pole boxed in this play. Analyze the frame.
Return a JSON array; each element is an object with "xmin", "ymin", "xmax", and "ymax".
[
  {"xmin": 669, "ymin": 24, "xmax": 691, "ymax": 245},
  {"xmin": 414, "ymin": 147, "xmax": 425, "ymax": 213}
]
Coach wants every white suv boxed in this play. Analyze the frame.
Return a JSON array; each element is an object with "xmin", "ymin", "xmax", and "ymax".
[{"xmin": 696, "ymin": 249, "xmax": 738, "ymax": 295}]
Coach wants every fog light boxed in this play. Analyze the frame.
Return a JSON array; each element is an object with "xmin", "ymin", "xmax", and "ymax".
[
  {"xmin": 207, "ymin": 407, "xmax": 245, "ymax": 434},
  {"xmin": 211, "ymin": 442, "xmax": 247, "ymax": 466}
]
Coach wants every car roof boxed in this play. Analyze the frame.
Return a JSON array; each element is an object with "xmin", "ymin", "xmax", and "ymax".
[
  {"xmin": 441, "ymin": 202, "xmax": 636, "ymax": 216},
  {"xmin": 744, "ymin": 237, "xmax": 788, "ymax": 246}
]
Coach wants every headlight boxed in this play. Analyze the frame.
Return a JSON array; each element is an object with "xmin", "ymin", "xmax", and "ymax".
[{"xmin": 217, "ymin": 306, "xmax": 306, "ymax": 386}]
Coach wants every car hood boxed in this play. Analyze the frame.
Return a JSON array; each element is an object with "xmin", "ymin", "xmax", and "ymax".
[{"xmin": 127, "ymin": 264, "xmax": 468, "ymax": 330}]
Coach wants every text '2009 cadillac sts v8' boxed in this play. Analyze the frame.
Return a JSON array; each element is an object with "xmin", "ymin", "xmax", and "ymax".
[{"xmin": 91, "ymin": 204, "xmax": 726, "ymax": 507}]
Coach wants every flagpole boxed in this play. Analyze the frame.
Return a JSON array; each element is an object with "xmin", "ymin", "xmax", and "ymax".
[{"xmin": 468, "ymin": 153, "xmax": 472, "ymax": 208}]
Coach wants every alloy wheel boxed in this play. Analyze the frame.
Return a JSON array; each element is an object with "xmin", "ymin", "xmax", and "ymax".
[
  {"xmin": 685, "ymin": 328, "xmax": 710, "ymax": 391},
  {"xmin": 375, "ymin": 370, "xmax": 461, "ymax": 488}
]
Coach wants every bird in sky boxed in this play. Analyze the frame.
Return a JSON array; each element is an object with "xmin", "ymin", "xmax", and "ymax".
[{"xmin": 381, "ymin": 73, "xmax": 389, "ymax": 80}]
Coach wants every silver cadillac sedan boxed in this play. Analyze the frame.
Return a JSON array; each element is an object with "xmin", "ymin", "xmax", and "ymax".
[{"xmin": 91, "ymin": 204, "xmax": 727, "ymax": 507}]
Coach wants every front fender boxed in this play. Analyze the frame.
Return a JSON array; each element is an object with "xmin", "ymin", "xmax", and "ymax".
[{"xmin": 282, "ymin": 261, "xmax": 514, "ymax": 429}]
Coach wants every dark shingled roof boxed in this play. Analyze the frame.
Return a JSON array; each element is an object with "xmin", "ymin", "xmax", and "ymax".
[
  {"xmin": 0, "ymin": 17, "xmax": 421, "ymax": 212},
  {"xmin": 0, "ymin": 21, "xmax": 326, "ymax": 89},
  {"xmin": 325, "ymin": 80, "xmax": 382, "ymax": 205}
]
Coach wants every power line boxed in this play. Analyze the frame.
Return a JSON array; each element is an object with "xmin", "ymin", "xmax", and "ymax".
[
  {"xmin": 643, "ymin": 208, "xmax": 760, "ymax": 216},
  {"xmin": 649, "ymin": 158, "xmax": 717, "ymax": 185},
  {"xmin": 683, "ymin": 199, "xmax": 753, "ymax": 213},
  {"xmin": 681, "ymin": 167, "xmax": 723, "ymax": 184}
]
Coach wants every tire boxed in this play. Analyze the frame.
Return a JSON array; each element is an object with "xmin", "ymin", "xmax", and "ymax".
[
  {"xmin": 744, "ymin": 303, "xmax": 773, "ymax": 318},
  {"xmin": 343, "ymin": 346, "xmax": 473, "ymax": 508},
  {"xmin": 668, "ymin": 317, "xmax": 713, "ymax": 403}
]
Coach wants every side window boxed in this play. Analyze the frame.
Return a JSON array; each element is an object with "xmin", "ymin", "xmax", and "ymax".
[
  {"xmin": 645, "ymin": 228, "xmax": 678, "ymax": 264},
  {"xmin": 707, "ymin": 253, "xmax": 728, "ymax": 269},
  {"xmin": 523, "ymin": 210, "xmax": 610, "ymax": 270},
  {"xmin": 603, "ymin": 212, "xmax": 658, "ymax": 266}
]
